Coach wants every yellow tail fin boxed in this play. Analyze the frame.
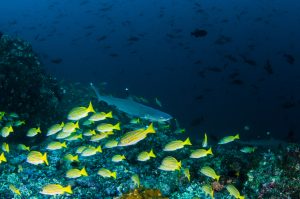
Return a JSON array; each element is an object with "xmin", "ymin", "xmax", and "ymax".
[
  {"xmin": 43, "ymin": 153, "xmax": 49, "ymax": 165},
  {"xmin": 184, "ymin": 137, "xmax": 192, "ymax": 145},
  {"xmin": 0, "ymin": 152, "xmax": 6, "ymax": 162},
  {"xmin": 96, "ymin": 146, "xmax": 102, "ymax": 153},
  {"xmin": 87, "ymin": 101, "xmax": 95, "ymax": 113},
  {"xmin": 74, "ymin": 155, "xmax": 79, "ymax": 162},
  {"xmin": 62, "ymin": 142, "xmax": 67, "ymax": 148},
  {"xmin": 149, "ymin": 149, "xmax": 156, "ymax": 158},
  {"xmin": 64, "ymin": 185, "xmax": 73, "ymax": 194},
  {"xmin": 106, "ymin": 111, "xmax": 113, "ymax": 118},
  {"xmin": 207, "ymin": 147, "xmax": 213, "ymax": 155},
  {"xmin": 111, "ymin": 172, "xmax": 117, "ymax": 179},
  {"xmin": 145, "ymin": 123, "xmax": 155, "ymax": 134},
  {"xmin": 81, "ymin": 167, "xmax": 88, "ymax": 176},
  {"xmin": 235, "ymin": 134, "xmax": 240, "ymax": 139},
  {"xmin": 114, "ymin": 122, "xmax": 120, "ymax": 130},
  {"xmin": 75, "ymin": 121, "xmax": 80, "ymax": 129}
]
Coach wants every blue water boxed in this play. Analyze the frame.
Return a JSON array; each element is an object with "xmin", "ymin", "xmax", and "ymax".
[{"xmin": 1, "ymin": 0, "xmax": 300, "ymax": 141}]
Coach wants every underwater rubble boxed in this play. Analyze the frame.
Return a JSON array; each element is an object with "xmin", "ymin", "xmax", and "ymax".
[{"xmin": 0, "ymin": 35, "xmax": 299, "ymax": 199}]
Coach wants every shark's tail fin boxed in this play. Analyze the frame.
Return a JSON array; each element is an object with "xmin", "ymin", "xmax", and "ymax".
[{"xmin": 90, "ymin": 82, "xmax": 102, "ymax": 102}]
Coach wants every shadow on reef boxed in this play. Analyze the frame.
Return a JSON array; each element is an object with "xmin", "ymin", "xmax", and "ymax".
[{"xmin": 0, "ymin": 34, "xmax": 78, "ymax": 143}]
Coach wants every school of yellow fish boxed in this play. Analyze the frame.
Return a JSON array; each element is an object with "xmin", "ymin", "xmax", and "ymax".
[{"xmin": 0, "ymin": 102, "xmax": 249, "ymax": 198}]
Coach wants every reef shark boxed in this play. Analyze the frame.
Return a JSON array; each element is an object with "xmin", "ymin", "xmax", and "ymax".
[{"xmin": 90, "ymin": 83, "xmax": 172, "ymax": 122}]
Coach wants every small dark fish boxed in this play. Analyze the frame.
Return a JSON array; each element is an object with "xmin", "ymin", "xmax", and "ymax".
[
  {"xmin": 283, "ymin": 54, "xmax": 295, "ymax": 65},
  {"xmin": 231, "ymin": 79, "xmax": 244, "ymax": 85},
  {"xmin": 128, "ymin": 36, "xmax": 139, "ymax": 42},
  {"xmin": 109, "ymin": 53, "xmax": 119, "ymax": 57},
  {"xmin": 224, "ymin": 54, "xmax": 238, "ymax": 62},
  {"xmin": 0, "ymin": 31, "xmax": 3, "ymax": 39},
  {"xmin": 197, "ymin": 70, "xmax": 206, "ymax": 78},
  {"xmin": 229, "ymin": 71, "xmax": 240, "ymax": 79},
  {"xmin": 240, "ymin": 55, "xmax": 256, "ymax": 66},
  {"xmin": 51, "ymin": 58, "xmax": 63, "ymax": 64},
  {"xmin": 191, "ymin": 29, "xmax": 207, "ymax": 38},
  {"xmin": 264, "ymin": 60, "xmax": 273, "ymax": 74},
  {"xmin": 97, "ymin": 35, "xmax": 107, "ymax": 41},
  {"xmin": 195, "ymin": 95, "xmax": 204, "ymax": 100},
  {"xmin": 194, "ymin": 60, "xmax": 202, "ymax": 65}
]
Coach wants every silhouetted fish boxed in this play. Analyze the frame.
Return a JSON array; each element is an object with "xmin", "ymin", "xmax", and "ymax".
[
  {"xmin": 128, "ymin": 36, "xmax": 139, "ymax": 42},
  {"xmin": 0, "ymin": 32, "xmax": 3, "ymax": 39},
  {"xmin": 51, "ymin": 58, "xmax": 63, "ymax": 64},
  {"xmin": 240, "ymin": 55, "xmax": 256, "ymax": 66},
  {"xmin": 264, "ymin": 60, "xmax": 273, "ymax": 74},
  {"xmin": 283, "ymin": 54, "xmax": 295, "ymax": 65},
  {"xmin": 191, "ymin": 29, "xmax": 207, "ymax": 38}
]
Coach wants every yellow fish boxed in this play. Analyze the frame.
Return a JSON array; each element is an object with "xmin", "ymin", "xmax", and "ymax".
[
  {"xmin": 96, "ymin": 122, "xmax": 120, "ymax": 132},
  {"xmin": 218, "ymin": 134, "xmax": 239, "ymax": 144},
  {"xmin": 9, "ymin": 184, "xmax": 21, "ymax": 196},
  {"xmin": 202, "ymin": 184, "xmax": 214, "ymax": 199},
  {"xmin": 90, "ymin": 131, "xmax": 113, "ymax": 142},
  {"xmin": 14, "ymin": 120, "xmax": 25, "ymax": 127},
  {"xmin": 1, "ymin": 125, "xmax": 13, "ymax": 137},
  {"xmin": 27, "ymin": 127, "xmax": 41, "ymax": 137},
  {"xmin": 46, "ymin": 141, "xmax": 67, "ymax": 150},
  {"xmin": 158, "ymin": 156, "xmax": 181, "ymax": 171},
  {"xmin": 67, "ymin": 101, "xmax": 95, "ymax": 121},
  {"xmin": 0, "ymin": 152, "xmax": 7, "ymax": 163},
  {"xmin": 82, "ymin": 119, "xmax": 94, "ymax": 126},
  {"xmin": 137, "ymin": 149, "xmax": 156, "ymax": 161},
  {"xmin": 112, "ymin": 154, "xmax": 126, "ymax": 162},
  {"xmin": 66, "ymin": 167, "xmax": 88, "ymax": 178},
  {"xmin": 130, "ymin": 118, "xmax": 140, "ymax": 124},
  {"xmin": 27, "ymin": 151, "xmax": 48, "ymax": 165},
  {"xmin": 9, "ymin": 112, "xmax": 19, "ymax": 118},
  {"xmin": 226, "ymin": 184, "xmax": 245, "ymax": 199},
  {"xmin": 118, "ymin": 123, "xmax": 155, "ymax": 147},
  {"xmin": 104, "ymin": 139, "xmax": 118, "ymax": 148},
  {"xmin": 200, "ymin": 166, "xmax": 220, "ymax": 181},
  {"xmin": 0, "ymin": 111, "xmax": 5, "ymax": 120},
  {"xmin": 2, "ymin": 142, "xmax": 9, "ymax": 153},
  {"xmin": 83, "ymin": 129, "xmax": 96, "ymax": 136},
  {"xmin": 202, "ymin": 133, "xmax": 208, "ymax": 147},
  {"xmin": 65, "ymin": 133, "xmax": 83, "ymax": 141},
  {"xmin": 97, "ymin": 168, "xmax": 117, "ymax": 179},
  {"xmin": 183, "ymin": 168, "xmax": 190, "ymax": 181},
  {"xmin": 62, "ymin": 121, "xmax": 80, "ymax": 134},
  {"xmin": 190, "ymin": 148, "xmax": 213, "ymax": 159},
  {"xmin": 17, "ymin": 144, "xmax": 30, "ymax": 151},
  {"xmin": 76, "ymin": 146, "xmax": 88, "ymax": 154},
  {"xmin": 131, "ymin": 174, "xmax": 140, "ymax": 187},
  {"xmin": 63, "ymin": 154, "xmax": 79, "ymax": 162},
  {"xmin": 89, "ymin": 111, "xmax": 113, "ymax": 121},
  {"xmin": 81, "ymin": 146, "xmax": 102, "ymax": 157},
  {"xmin": 47, "ymin": 122, "xmax": 64, "ymax": 136},
  {"xmin": 240, "ymin": 146, "xmax": 256, "ymax": 153},
  {"xmin": 163, "ymin": 137, "xmax": 192, "ymax": 151},
  {"xmin": 40, "ymin": 184, "xmax": 72, "ymax": 195},
  {"xmin": 155, "ymin": 97, "xmax": 162, "ymax": 107}
]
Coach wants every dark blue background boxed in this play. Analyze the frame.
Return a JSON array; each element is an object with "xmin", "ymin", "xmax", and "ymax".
[{"xmin": 1, "ymin": 0, "xmax": 299, "ymax": 141}]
